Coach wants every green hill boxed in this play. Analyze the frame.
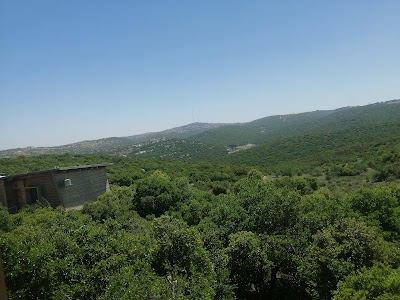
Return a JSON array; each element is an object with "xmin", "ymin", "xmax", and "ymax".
[
  {"xmin": 119, "ymin": 101, "xmax": 400, "ymax": 177},
  {"xmin": 190, "ymin": 101, "xmax": 400, "ymax": 147},
  {"xmin": 2, "ymin": 99, "xmax": 400, "ymax": 299},
  {"xmin": 222, "ymin": 101, "xmax": 400, "ymax": 170},
  {"xmin": 122, "ymin": 100, "xmax": 400, "ymax": 182},
  {"xmin": 2, "ymin": 100, "xmax": 399, "ymax": 179}
]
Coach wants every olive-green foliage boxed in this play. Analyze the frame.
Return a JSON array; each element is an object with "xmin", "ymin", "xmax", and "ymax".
[
  {"xmin": 296, "ymin": 189, "xmax": 352, "ymax": 237},
  {"xmin": 1, "ymin": 154, "xmax": 400, "ymax": 300},
  {"xmin": 0, "ymin": 209, "xmax": 215, "ymax": 299},
  {"xmin": 101, "ymin": 216, "xmax": 217, "ymax": 300},
  {"xmin": 0, "ymin": 207, "xmax": 15, "ymax": 232},
  {"xmin": 128, "ymin": 138, "xmax": 227, "ymax": 161},
  {"xmin": 82, "ymin": 185, "xmax": 136, "ymax": 222},
  {"xmin": 0, "ymin": 208, "xmax": 154, "ymax": 300},
  {"xmin": 347, "ymin": 185, "xmax": 400, "ymax": 240},
  {"xmin": 333, "ymin": 263, "xmax": 400, "ymax": 300},
  {"xmin": 134, "ymin": 171, "xmax": 190, "ymax": 217},
  {"xmin": 0, "ymin": 153, "xmax": 110, "ymax": 175},
  {"xmin": 226, "ymin": 231, "xmax": 272, "ymax": 299},
  {"xmin": 300, "ymin": 218, "xmax": 399, "ymax": 300},
  {"xmin": 151, "ymin": 215, "xmax": 216, "ymax": 299}
]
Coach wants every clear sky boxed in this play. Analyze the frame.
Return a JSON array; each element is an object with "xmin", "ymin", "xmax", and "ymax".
[{"xmin": 1, "ymin": 1, "xmax": 399, "ymax": 150}]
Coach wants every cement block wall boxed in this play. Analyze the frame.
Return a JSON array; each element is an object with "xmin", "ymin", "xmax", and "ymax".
[{"xmin": 54, "ymin": 168, "xmax": 107, "ymax": 208}]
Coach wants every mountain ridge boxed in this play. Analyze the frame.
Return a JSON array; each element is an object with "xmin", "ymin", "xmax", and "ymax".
[
  {"xmin": 1, "ymin": 100, "xmax": 399, "ymax": 159},
  {"xmin": 0, "ymin": 122, "xmax": 228, "ymax": 157}
]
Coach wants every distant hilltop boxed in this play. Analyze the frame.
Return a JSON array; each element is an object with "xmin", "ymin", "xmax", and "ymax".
[{"xmin": 0, "ymin": 99, "xmax": 399, "ymax": 159}]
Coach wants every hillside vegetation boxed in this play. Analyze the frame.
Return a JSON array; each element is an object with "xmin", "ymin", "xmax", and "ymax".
[
  {"xmin": 1, "ymin": 153, "xmax": 400, "ymax": 299},
  {"xmin": 0, "ymin": 123, "xmax": 227, "ymax": 157},
  {"xmin": 1, "ymin": 100, "xmax": 400, "ymax": 299},
  {"xmin": 127, "ymin": 101, "xmax": 400, "ymax": 183},
  {"xmin": 2, "ymin": 101, "xmax": 400, "ymax": 163}
]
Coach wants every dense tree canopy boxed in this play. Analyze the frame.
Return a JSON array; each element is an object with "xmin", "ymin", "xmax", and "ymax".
[{"xmin": 1, "ymin": 154, "xmax": 400, "ymax": 299}]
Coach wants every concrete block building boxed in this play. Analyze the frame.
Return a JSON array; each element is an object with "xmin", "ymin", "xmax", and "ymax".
[{"xmin": 0, "ymin": 164, "xmax": 111, "ymax": 213}]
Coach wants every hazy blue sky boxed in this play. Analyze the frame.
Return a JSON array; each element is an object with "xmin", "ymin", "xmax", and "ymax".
[{"xmin": 1, "ymin": 1, "xmax": 399, "ymax": 150}]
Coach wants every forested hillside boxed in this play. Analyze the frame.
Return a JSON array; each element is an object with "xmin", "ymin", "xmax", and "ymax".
[
  {"xmin": 1, "ymin": 101, "xmax": 400, "ymax": 299},
  {"xmin": 223, "ymin": 102, "xmax": 400, "ymax": 175},
  {"xmin": 0, "ymin": 123, "xmax": 227, "ymax": 158},
  {"xmin": 131, "ymin": 101, "xmax": 400, "ymax": 182},
  {"xmin": 188, "ymin": 101, "xmax": 400, "ymax": 145},
  {"xmin": 2, "ymin": 101, "xmax": 400, "ymax": 162},
  {"xmin": 1, "ymin": 150, "xmax": 400, "ymax": 299}
]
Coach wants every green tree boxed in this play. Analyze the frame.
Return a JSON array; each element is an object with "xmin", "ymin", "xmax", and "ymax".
[
  {"xmin": 299, "ymin": 218, "xmax": 399, "ymax": 299},
  {"xmin": 134, "ymin": 171, "xmax": 190, "ymax": 217},
  {"xmin": 226, "ymin": 231, "xmax": 273, "ymax": 299},
  {"xmin": 348, "ymin": 185, "xmax": 400, "ymax": 240},
  {"xmin": 151, "ymin": 215, "xmax": 216, "ymax": 299},
  {"xmin": 82, "ymin": 185, "xmax": 136, "ymax": 222},
  {"xmin": 333, "ymin": 263, "xmax": 400, "ymax": 300},
  {"xmin": 250, "ymin": 187, "xmax": 301, "ymax": 235}
]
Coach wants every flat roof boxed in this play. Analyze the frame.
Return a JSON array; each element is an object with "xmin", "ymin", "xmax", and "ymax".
[
  {"xmin": 2, "ymin": 163, "xmax": 112, "ymax": 180},
  {"xmin": 56, "ymin": 163, "xmax": 113, "ymax": 171}
]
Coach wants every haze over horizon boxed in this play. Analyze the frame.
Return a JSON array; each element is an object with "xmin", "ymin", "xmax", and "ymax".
[
  {"xmin": 2, "ymin": 99, "xmax": 400, "ymax": 151},
  {"xmin": 1, "ymin": 1, "xmax": 399, "ymax": 150}
]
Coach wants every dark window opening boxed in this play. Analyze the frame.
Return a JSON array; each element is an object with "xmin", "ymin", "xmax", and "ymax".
[{"xmin": 25, "ymin": 187, "xmax": 39, "ymax": 204}]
